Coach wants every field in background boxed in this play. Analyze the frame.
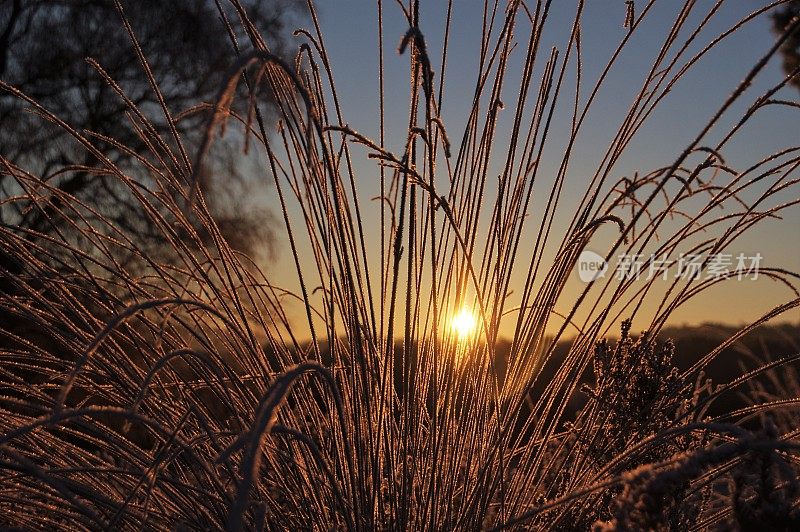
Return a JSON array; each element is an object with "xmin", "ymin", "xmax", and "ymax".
[{"xmin": 1, "ymin": 0, "xmax": 799, "ymax": 529}]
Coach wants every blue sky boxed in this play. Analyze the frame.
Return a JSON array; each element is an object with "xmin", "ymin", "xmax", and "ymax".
[{"xmin": 265, "ymin": 1, "xmax": 800, "ymax": 335}]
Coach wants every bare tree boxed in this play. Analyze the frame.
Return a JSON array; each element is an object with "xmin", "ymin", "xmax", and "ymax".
[
  {"xmin": 0, "ymin": 0, "xmax": 306, "ymax": 269},
  {"xmin": 773, "ymin": 0, "xmax": 800, "ymax": 89}
]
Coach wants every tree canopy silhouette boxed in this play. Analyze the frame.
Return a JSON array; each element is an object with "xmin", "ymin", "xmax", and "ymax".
[
  {"xmin": 773, "ymin": 0, "xmax": 800, "ymax": 90},
  {"xmin": 0, "ymin": 0, "xmax": 306, "ymax": 267}
]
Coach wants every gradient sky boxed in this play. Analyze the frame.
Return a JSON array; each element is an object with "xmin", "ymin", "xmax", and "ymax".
[{"xmin": 262, "ymin": 1, "xmax": 800, "ymax": 337}]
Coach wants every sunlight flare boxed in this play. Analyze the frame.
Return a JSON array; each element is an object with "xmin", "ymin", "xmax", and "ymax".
[{"xmin": 450, "ymin": 307, "xmax": 478, "ymax": 341}]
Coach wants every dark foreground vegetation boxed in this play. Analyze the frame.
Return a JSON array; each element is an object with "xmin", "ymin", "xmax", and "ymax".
[{"xmin": 1, "ymin": 0, "xmax": 800, "ymax": 529}]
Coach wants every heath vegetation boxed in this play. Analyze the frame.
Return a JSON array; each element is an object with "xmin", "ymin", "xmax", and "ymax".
[{"xmin": 1, "ymin": 0, "xmax": 799, "ymax": 529}]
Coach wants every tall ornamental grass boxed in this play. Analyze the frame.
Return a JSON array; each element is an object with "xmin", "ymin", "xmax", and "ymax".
[{"xmin": 1, "ymin": 0, "xmax": 799, "ymax": 529}]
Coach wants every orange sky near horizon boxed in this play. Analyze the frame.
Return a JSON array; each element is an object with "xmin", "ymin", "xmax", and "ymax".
[{"xmin": 251, "ymin": 1, "xmax": 800, "ymax": 341}]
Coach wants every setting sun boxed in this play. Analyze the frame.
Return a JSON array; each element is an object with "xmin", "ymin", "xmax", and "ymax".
[
  {"xmin": 450, "ymin": 307, "xmax": 478, "ymax": 341},
  {"xmin": 1, "ymin": 0, "xmax": 797, "ymax": 529}
]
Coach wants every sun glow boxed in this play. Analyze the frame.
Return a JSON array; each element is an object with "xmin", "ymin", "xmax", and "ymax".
[{"xmin": 450, "ymin": 307, "xmax": 478, "ymax": 341}]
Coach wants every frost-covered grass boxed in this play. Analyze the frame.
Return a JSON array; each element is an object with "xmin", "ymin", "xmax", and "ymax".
[{"xmin": 1, "ymin": 0, "xmax": 799, "ymax": 529}]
